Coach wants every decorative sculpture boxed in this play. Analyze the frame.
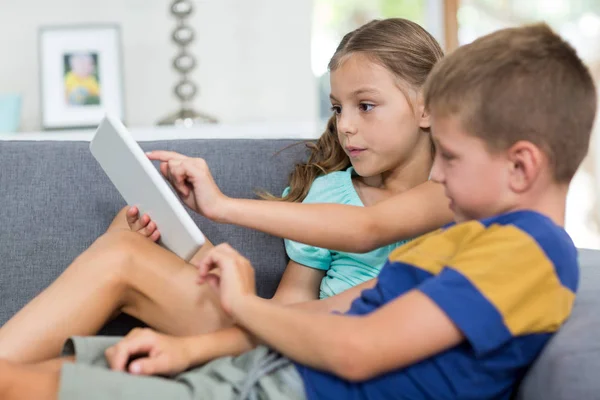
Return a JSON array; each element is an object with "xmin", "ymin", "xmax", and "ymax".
[{"xmin": 158, "ymin": 0, "xmax": 217, "ymax": 126}]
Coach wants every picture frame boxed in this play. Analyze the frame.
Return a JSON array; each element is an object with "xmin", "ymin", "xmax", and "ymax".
[{"xmin": 39, "ymin": 25, "xmax": 125, "ymax": 130}]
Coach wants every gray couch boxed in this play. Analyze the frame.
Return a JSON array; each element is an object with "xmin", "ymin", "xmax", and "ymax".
[{"xmin": 0, "ymin": 139, "xmax": 599, "ymax": 399}]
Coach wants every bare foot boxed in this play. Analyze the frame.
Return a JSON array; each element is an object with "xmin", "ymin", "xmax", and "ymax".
[{"xmin": 126, "ymin": 206, "xmax": 161, "ymax": 242}]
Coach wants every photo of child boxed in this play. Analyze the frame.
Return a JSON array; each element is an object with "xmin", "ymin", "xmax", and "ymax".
[{"xmin": 63, "ymin": 52, "xmax": 101, "ymax": 106}]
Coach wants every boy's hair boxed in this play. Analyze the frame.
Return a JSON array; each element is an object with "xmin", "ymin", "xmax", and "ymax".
[
  {"xmin": 261, "ymin": 18, "xmax": 443, "ymax": 202},
  {"xmin": 424, "ymin": 23, "xmax": 597, "ymax": 183}
]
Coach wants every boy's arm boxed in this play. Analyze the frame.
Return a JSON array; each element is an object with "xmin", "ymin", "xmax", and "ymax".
[
  {"xmin": 231, "ymin": 289, "xmax": 463, "ymax": 381},
  {"xmin": 194, "ymin": 245, "xmax": 463, "ymax": 381},
  {"xmin": 183, "ymin": 278, "xmax": 377, "ymax": 367},
  {"xmin": 217, "ymin": 181, "xmax": 452, "ymax": 253}
]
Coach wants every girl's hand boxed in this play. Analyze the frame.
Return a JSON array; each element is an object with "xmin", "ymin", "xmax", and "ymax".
[
  {"xmin": 105, "ymin": 328, "xmax": 192, "ymax": 376},
  {"xmin": 195, "ymin": 244, "xmax": 256, "ymax": 316},
  {"xmin": 126, "ymin": 206, "xmax": 160, "ymax": 242},
  {"xmin": 146, "ymin": 151, "xmax": 228, "ymax": 221}
]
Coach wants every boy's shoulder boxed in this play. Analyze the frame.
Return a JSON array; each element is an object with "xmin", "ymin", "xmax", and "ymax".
[
  {"xmin": 440, "ymin": 210, "xmax": 575, "ymax": 257},
  {"xmin": 479, "ymin": 211, "xmax": 577, "ymax": 266},
  {"xmin": 392, "ymin": 210, "xmax": 578, "ymax": 289},
  {"xmin": 445, "ymin": 210, "xmax": 579, "ymax": 291},
  {"xmin": 411, "ymin": 211, "xmax": 578, "ymax": 355}
]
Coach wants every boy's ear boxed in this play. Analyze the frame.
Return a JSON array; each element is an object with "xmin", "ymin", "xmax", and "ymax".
[
  {"xmin": 416, "ymin": 93, "xmax": 431, "ymax": 129},
  {"xmin": 507, "ymin": 141, "xmax": 544, "ymax": 192}
]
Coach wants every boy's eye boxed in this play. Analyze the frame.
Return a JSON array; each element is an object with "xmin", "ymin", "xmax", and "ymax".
[
  {"xmin": 330, "ymin": 105, "xmax": 342, "ymax": 115},
  {"xmin": 441, "ymin": 152, "xmax": 455, "ymax": 161},
  {"xmin": 359, "ymin": 103, "xmax": 375, "ymax": 112}
]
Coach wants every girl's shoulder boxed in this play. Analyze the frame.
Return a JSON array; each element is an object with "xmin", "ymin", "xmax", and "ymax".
[{"xmin": 303, "ymin": 167, "xmax": 362, "ymax": 205}]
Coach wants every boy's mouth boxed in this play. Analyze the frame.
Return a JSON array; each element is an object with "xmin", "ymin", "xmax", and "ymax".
[{"xmin": 448, "ymin": 199, "xmax": 455, "ymax": 211}]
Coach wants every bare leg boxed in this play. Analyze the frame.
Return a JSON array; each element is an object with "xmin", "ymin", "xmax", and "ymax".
[
  {"xmin": 0, "ymin": 359, "xmax": 60, "ymax": 400},
  {"xmin": 0, "ymin": 227, "xmax": 230, "ymax": 363}
]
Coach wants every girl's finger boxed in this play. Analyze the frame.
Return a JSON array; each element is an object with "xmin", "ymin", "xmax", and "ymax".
[
  {"xmin": 169, "ymin": 163, "xmax": 191, "ymax": 197},
  {"xmin": 146, "ymin": 150, "xmax": 187, "ymax": 162},
  {"xmin": 204, "ymin": 274, "xmax": 221, "ymax": 291},
  {"xmin": 159, "ymin": 162, "xmax": 169, "ymax": 178}
]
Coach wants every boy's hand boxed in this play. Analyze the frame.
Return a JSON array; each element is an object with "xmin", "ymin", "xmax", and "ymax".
[
  {"xmin": 126, "ymin": 206, "xmax": 160, "ymax": 242},
  {"xmin": 146, "ymin": 151, "xmax": 228, "ymax": 221},
  {"xmin": 196, "ymin": 244, "xmax": 256, "ymax": 316},
  {"xmin": 105, "ymin": 328, "xmax": 192, "ymax": 376}
]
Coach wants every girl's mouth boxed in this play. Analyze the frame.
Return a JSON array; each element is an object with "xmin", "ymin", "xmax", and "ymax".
[{"xmin": 346, "ymin": 147, "xmax": 366, "ymax": 157}]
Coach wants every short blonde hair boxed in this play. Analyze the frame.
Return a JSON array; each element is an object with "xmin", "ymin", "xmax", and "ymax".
[{"xmin": 424, "ymin": 23, "xmax": 597, "ymax": 183}]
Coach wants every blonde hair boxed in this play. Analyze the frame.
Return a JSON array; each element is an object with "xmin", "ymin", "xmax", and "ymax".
[
  {"xmin": 424, "ymin": 23, "xmax": 597, "ymax": 183},
  {"xmin": 262, "ymin": 18, "xmax": 444, "ymax": 202}
]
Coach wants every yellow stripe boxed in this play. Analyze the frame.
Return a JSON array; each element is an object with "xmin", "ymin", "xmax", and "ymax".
[
  {"xmin": 448, "ymin": 224, "xmax": 575, "ymax": 335},
  {"xmin": 388, "ymin": 220, "xmax": 486, "ymax": 275}
]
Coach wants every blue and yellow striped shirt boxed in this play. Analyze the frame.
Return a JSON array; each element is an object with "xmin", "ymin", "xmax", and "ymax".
[{"xmin": 297, "ymin": 210, "xmax": 578, "ymax": 400}]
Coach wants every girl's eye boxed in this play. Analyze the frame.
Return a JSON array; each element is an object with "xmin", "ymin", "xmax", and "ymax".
[
  {"xmin": 330, "ymin": 105, "xmax": 342, "ymax": 115},
  {"xmin": 359, "ymin": 103, "xmax": 375, "ymax": 112}
]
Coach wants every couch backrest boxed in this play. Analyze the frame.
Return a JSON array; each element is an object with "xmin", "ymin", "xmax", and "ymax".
[
  {"xmin": 0, "ymin": 139, "xmax": 308, "ymax": 326},
  {"xmin": 2, "ymin": 139, "xmax": 600, "ymax": 398},
  {"xmin": 516, "ymin": 248, "xmax": 600, "ymax": 399}
]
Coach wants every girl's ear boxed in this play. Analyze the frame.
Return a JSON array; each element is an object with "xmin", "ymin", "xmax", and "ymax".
[{"xmin": 417, "ymin": 93, "xmax": 431, "ymax": 129}]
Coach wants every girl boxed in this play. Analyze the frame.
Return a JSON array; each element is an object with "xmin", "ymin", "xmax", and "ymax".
[{"xmin": 0, "ymin": 18, "xmax": 452, "ymax": 363}]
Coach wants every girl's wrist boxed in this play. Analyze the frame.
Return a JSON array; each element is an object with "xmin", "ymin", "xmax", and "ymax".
[{"xmin": 212, "ymin": 196, "xmax": 236, "ymax": 224}]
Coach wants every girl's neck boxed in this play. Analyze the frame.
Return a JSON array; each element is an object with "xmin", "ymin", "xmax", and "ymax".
[{"xmin": 356, "ymin": 136, "xmax": 433, "ymax": 194}]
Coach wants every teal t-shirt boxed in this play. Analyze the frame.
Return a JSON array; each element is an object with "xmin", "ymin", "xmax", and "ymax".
[{"xmin": 283, "ymin": 167, "xmax": 408, "ymax": 299}]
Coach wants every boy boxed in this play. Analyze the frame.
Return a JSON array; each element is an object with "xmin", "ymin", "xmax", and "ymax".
[{"xmin": 0, "ymin": 23, "xmax": 595, "ymax": 400}]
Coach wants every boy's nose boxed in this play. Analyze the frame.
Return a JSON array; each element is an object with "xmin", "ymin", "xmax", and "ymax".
[{"xmin": 429, "ymin": 158, "xmax": 444, "ymax": 184}]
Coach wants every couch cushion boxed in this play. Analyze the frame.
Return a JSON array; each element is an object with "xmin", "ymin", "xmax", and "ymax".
[
  {"xmin": 516, "ymin": 249, "xmax": 600, "ymax": 399},
  {"xmin": 0, "ymin": 139, "xmax": 308, "ymax": 327}
]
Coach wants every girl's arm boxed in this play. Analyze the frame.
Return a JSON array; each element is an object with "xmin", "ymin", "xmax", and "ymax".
[
  {"xmin": 270, "ymin": 261, "xmax": 325, "ymax": 304},
  {"xmin": 146, "ymin": 151, "xmax": 453, "ymax": 254},
  {"xmin": 217, "ymin": 181, "xmax": 451, "ymax": 253}
]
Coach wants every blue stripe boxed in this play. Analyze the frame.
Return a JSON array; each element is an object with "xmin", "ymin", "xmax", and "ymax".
[{"xmin": 419, "ymin": 267, "xmax": 512, "ymax": 357}]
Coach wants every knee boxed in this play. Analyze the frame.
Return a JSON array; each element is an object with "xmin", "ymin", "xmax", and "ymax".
[
  {"xmin": 99, "ymin": 230, "xmax": 146, "ymax": 265},
  {"xmin": 79, "ymin": 230, "xmax": 145, "ymax": 279}
]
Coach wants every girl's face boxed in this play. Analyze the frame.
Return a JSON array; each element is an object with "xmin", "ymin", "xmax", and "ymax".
[{"xmin": 330, "ymin": 53, "xmax": 431, "ymax": 178}]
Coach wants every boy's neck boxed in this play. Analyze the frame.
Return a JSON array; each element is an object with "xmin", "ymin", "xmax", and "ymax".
[{"xmin": 508, "ymin": 183, "xmax": 568, "ymax": 227}]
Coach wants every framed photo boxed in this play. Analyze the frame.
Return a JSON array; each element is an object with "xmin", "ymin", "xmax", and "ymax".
[{"xmin": 39, "ymin": 25, "xmax": 125, "ymax": 130}]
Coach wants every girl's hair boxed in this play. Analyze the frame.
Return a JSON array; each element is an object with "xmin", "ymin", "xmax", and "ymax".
[{"xmin": 262, "ymin": 18, "xmax": 444, "ymax": 202}]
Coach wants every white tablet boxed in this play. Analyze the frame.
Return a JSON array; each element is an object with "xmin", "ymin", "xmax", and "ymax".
[{"xmin": 90, "ymin": 114, "xmax": 205, "ymax": 261}]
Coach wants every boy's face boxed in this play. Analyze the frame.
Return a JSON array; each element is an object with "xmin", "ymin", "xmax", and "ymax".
[{"xmin": 429, "ymin": 115, "xmax": 513, "ymax": 223}]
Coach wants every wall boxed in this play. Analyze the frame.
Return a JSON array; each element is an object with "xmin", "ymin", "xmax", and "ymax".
[{"xmin": 0, "ymin": 0, "xmax": 317, "ymax": 132}]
